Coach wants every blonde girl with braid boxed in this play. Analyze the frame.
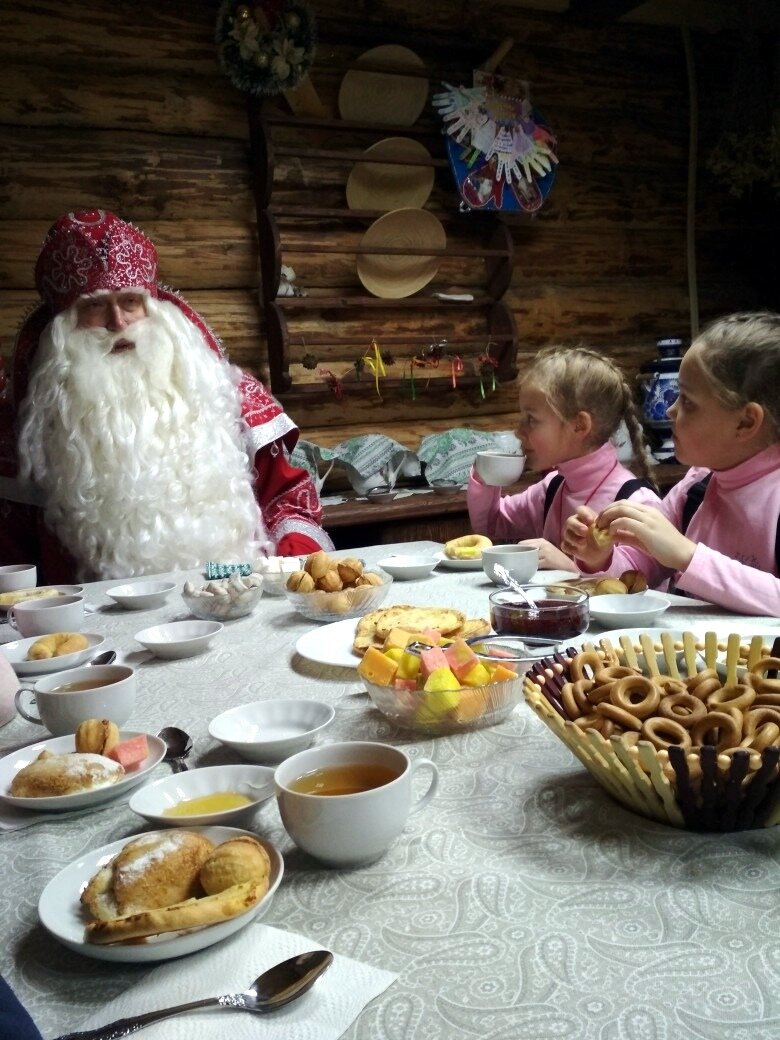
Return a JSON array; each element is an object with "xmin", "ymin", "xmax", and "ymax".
[{"xmin": 468, "ymin": 345, "xmax": 662, "ymax": 570}]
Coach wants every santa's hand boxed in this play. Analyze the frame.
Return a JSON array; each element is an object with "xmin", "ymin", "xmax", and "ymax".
[
  {"xmin": 561, "ymin": 507, "xmax": 613, "ymax": 570},
  {"xmin": 597, "ymin": 502, "xmax": 696, "ymax": 571},
  {"xmin": 516, "ymin": 538, "xmax": 575, "ymax": 572}
]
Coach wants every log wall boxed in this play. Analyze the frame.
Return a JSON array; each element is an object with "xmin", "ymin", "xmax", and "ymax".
[{"xmin": 0, "ymin": 0, "xmax": 767, "ymax": 450}]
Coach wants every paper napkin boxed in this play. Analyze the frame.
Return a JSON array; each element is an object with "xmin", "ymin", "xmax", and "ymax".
[{"xmin": 76, "ymin": 924, "xmax": 397, "ymax": 1040}]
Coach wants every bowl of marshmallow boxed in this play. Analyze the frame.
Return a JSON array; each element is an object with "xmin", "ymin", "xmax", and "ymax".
[{"xmin": 182, "ymin": 572, "xmax": 263, "ymax": 621}]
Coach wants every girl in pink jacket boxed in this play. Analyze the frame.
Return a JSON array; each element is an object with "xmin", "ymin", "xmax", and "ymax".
[
  {"xmin": 468, "ymin": 346, "xmax": 662, "ymax": 571},
  {"xmin": 563, "ymin": 312, "xmax": 780, "ymax": 615}
]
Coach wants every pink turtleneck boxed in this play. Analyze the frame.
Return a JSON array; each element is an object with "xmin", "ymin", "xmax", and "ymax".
[
  {"xmin": 467, "ymin": 442, "xmax": 661, "ymax": 547},
  {"xmin": 600, "ymin": 444, "xmax": 780, "ymax": 616}
]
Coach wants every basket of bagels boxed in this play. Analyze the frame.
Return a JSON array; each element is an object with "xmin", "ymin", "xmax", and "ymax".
[{"xmin": 523, "ymin": 629, "xmax": 780, "ymax": 831}]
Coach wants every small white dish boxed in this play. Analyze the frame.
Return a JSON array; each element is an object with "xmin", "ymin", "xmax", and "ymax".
[
  {"xmin": 134, "ymin": 620, "xmax": 223, "ymax": 659},
  {"xmin": 589, "ymin": 593, "xmax": 671, "ymax": 628},
  {"xmin": 428, "ymin": 480, "xmax": 461, "ymax": 495},
  {"xmin": 38, "ymin": 826, "xmax": 283, "ymax": 962},
  {"xmin": 0, "ymin": 731, "xmax": 166, "ymax": 812},
  {"xmin": 0, "ymin": 633, "xmax": 106, "ymax": 677},
  {"xmin": 129, "ymin": 763, "xmax": 275, "ymax": 827},
  {"xmin": 376, "ymin": 554, "xmax": 438, "ymax": 580},
  {"xmin": 209, "ymin": 699, "xmax": 336, "ymax": 763},
  {"xmin": 527, "ymin": 569, "xmax": 580, "ymax": 585},
  {"xmin": 106, "ymin": 581, "xmax": 176, "ymax": 610},
  {"xmin": 434, "ymin": 552, "xmax": 484, "ymax": 571}
]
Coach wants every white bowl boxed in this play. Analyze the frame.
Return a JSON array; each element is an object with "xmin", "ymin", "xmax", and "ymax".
[
  {"xmin": 129, "ymin": 763, "xmax": 275, "ymax": 827},
  {"xmin": 376, "ymin": 555, "xmax": 438, "ymax": 580},
  {"xmin": 134, "ymin": 620, "xmax": 223, "ymax": 659},
  {"xmin": 475, "ymin": 451, "xmax": 525, "ymax": 487},
  {"xmin": 588, "ymin": 593, "xmax": 671, "ymax": 628},
  {"xmin": 209, "ymin": 699, "xmax": 335, "ymax": 763},
  {"xmin": 481, "ymin": 544, "xmax": 540, "ymax": 585},
  {"xmin": 107, "ymin": 581, "xmax": 177, "ymax": 610}
]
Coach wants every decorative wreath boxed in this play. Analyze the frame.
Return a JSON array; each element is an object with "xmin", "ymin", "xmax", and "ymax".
[{"xmin": 216, "ymin": 0, "xmax": 317, "ymax": 98}]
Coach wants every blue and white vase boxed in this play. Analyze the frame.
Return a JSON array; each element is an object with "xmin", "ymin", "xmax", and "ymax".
[{"xmin": 639, "ymin": 337, "xmax": 684, "ymax": 461}]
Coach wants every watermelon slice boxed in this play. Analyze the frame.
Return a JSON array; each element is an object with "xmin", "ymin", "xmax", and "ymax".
[{"xmin": 106, "ymin": 734, "xmax": 149, "ymax": 770}]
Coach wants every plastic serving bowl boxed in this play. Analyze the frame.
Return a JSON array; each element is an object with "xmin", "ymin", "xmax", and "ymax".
[{"xmin": 284, "ymin": 570, "xmax": 392, "ymax": 622}]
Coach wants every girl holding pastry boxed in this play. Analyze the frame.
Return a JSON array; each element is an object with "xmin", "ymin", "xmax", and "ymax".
[
  {"xmin": 562, "ymin": 312, "xmax": 780, "ymax": 616},
  {"xmin": 468, "ymin": 346, "xmax": 661, "ymax": 570}
]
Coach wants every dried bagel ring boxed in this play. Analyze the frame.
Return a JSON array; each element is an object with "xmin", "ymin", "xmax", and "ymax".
[
  {"xmin": 741, "ymin": 722, "xmax": 780, "ymax": 752},
  {"xmin": 754, "ymin": 692, "xmax": 780, "ymax": 706},
  {"xmin": 656, "ymin": 677, "xmax": 688, "ymax": 696},
  {"xmin": 706, "ymin": 684, "xmax": 756, "ymax": 712},
  {"xmin": 685, "ymin": 670, "xmax": 721, "ymax": 700},
  {"xmin": 573, "ymin": 712, "xmax": 605, "ymax": 732},
  {"xmin": 593, "ymin": 665, "xmax": 639, "ymax": 684},
  {"xmin": 744, "ymin": 707, "xmax": 780, "ymax": 734},
  {"xmin": 749, "ymin": 658, "xmax": 780, "ymax": 694},
  {"xmin": 569, "ymin": 650, "xmax": 604, "ymax": 683},
  {"xmin": 586, "ymin": 682, "xmax": 615, "ymax": 705},
  {"xmin": 595, "ymin": 702, "xmax": 642, "ymax": 731},
  {"xmin": 609, "ymin": 676, "xmax": 661, "ymax": 720},
  {"xmin": 692, "ymin": 711, "xmax": 742, "ymax": 752},
  {"xmin": 562, "ymin": 683, "xmax": 584, "ymax": 720},
  {"xmin": 641, "ymin": 717, "xmax": 692, "ymax": 751},
  {"xmin": 657, "ymin": 692, "xmax": 706, "ymax": 728}
]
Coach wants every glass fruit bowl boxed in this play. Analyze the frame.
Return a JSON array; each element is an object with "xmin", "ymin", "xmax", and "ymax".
[{"xmin": 283, "ymin": 569, "xmax": 392, "ymax": 622}]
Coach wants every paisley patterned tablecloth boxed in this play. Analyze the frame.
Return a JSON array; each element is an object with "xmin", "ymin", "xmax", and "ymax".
[{"xmin": 1, "ymin": 541, "xmax": 779, "ymax": 1040}]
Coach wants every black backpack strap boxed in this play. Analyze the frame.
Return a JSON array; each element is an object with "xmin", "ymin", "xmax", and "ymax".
[
  {"xmin": 680, "ymin": 473, "xmax": 713, "ymax": 534},
  {"xmin": 775, "ymin": 514, "xmax": 780, "ymax": 575},
  {"xmin": 613, "ymin": 478, "xmax": 654, "ymax": 502},
  {"xmin": 542, "ymin": 474, "xmax": 565, "ymax": 523}
]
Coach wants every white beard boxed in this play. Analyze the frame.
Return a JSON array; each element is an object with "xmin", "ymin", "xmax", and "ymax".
[{"xmin": 17, "ymin": 297, "xmax": 267, "ymax": 580}]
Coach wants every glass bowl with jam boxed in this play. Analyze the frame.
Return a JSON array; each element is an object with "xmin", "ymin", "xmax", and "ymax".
[{"xmin": 489, "ymin": 586, "xmax": 589, "ymax": 642}]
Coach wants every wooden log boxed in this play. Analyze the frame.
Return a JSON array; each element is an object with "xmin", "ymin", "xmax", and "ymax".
[
  {"xmin": 0, "ymin": 220, "xmax": 259, "ymax": 290},
  {"xmin": 0, "ymin": 128, "xmax": 254, "ymax": 221}
]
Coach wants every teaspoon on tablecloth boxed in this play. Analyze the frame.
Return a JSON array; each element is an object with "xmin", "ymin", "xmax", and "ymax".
[
  {"xmin": 53, "ymin": 949, "xmax": 334, "ymax": 1039},
  {"xmin": 89, "ymin": 650, "xmax": 116, "ymax": 666},
  {"xmin": 157, "ymin": 725, "xmax": 193, "ymax": 773}
]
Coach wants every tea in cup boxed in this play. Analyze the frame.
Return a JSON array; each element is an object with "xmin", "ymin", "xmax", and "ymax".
[
  {"xmin": 0, "ymin": 564, "xmax": 37, "ymax": 594},
  {"xmin": 9, "ymin": 595, "xmax": 85, "ymax": 637},
  {"xmin": 15, "ymin": 665, "xmax": 136, "ymax": 736},
  {"xmin": 274, "ymin": 741, "xmax": 438, "ymax": 867},
  {"xmin": 475, "ymin": 450, "xmax": 525, "ymax": 487}
]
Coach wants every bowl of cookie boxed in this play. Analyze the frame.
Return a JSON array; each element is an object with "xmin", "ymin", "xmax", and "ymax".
[
  {"xmin": 284, "ymin": 551, "xmax": 392, "ymax": 622},
  {"xmin": 523, "ymin": 629, "xmax": 780, "ymax": 832},
  {"xmin": 353, "ymin": 604, "xmax": 530, "ymax": 734}
]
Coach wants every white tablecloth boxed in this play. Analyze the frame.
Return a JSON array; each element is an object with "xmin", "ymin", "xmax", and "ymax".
[{"xmin": 1, "ymin": 541, "xmax": 779, "ymax": 1040}]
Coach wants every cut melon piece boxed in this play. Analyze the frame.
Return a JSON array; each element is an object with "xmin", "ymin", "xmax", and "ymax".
[{"xmin": 106, "ymin": 734, "xmax": 149, "ymax": 770}]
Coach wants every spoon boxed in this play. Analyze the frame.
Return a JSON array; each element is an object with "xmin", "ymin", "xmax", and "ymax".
[
  {"xmin": 89, "ymin": 650, "xmax": 116, "ymax": 666},
  {"xmin": 492, "ymin": 564, "xmax": 535, "ymax": 606},
  {"xmin": 53, "ymin": 949, "xmax": 334, "ymax": 1040},
  {"xmin": 157, "ymin": 726, "xmax": 193, "ymax": 773}
]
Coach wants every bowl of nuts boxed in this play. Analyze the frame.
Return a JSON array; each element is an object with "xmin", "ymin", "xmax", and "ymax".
[{"xmin": 284, "ymin": 551, "xmax": 392, "ymax": 622}]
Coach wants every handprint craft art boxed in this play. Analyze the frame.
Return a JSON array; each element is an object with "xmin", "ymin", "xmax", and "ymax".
[{"xmin": 433, "ymin": 72, "xmax": 558, "ymax": 213}]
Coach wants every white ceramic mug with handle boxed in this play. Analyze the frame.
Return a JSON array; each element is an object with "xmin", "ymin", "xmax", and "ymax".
[
  {"xmin": 275, "ymin": 741, "xmax": 439, "ymax": 867},
  {"xmin": 9, "ymin": 595, "xmax": 85, "ymax": 637},
  {"xmin": 14, "ymin": 664, "xmax": 136, "ymax": 736},
  {"xmin": 0, "ymin": 564, "xmax": 37, "ymax": 594}
]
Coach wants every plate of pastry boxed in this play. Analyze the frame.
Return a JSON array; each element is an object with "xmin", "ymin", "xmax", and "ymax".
[
  {"xmin": 0, "ymin": 584, "xmax": 84, "ymax": 616},
  {"xmin": 0, "ymin": 729, "xmax": 166, "ymax": 812},
  {"xmin": 38, "ymin": 826, "xmax": 283, "ymax": 962},
  {"xmin": 434, "ymin": 552, "xmax": 484, "ymax": 571},
  {"xmin": 1, "ymin": 633, "xmax": 106, "ymax": 677}
]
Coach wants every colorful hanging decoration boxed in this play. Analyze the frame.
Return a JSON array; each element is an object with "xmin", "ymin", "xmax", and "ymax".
[
  {"xmin": 318, "ymin": 368, "xmax": 344, "ymax": 401},
  {"xmin": 433, "ymin": 71, "xmax": 558, "ymax": 213},
  {"xmin": 362, "ymin": 340, "xmax": 387, "ymax": 400},
  {"xmin": 216, "ymin": 0, "xmax": 317, "ymax": 98},
  {"xmin": 476, "ymin": 350, "xmax": 499, "ymax": 399}
]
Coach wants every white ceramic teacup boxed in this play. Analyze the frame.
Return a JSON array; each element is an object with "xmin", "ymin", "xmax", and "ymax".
[
  {"xmin": 481, "ymin": 544, "xmax": 540, "ymax": 585},
  {"xmin": 275, "ymin": 741, "xmax": 439, "ymax": 868},
  {"xmin": 9, "ymin": 595, "xmax": 85, "ymax": 637},
  {"xmin": 15, "ymin": 665, "xmax": 136, "ymax": 736},
  {"xmin": 0, "ymin": 564, "xmax": 37, "ymax": 594},
  {"xmin": 475, "ymin": 450, "xmax": 525, "ymax": 487}
]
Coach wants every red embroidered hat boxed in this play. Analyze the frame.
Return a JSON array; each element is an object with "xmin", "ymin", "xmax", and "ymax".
[{"xmin": 35, "ymin": 209, "xmax": 158, "ymax": 314}]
